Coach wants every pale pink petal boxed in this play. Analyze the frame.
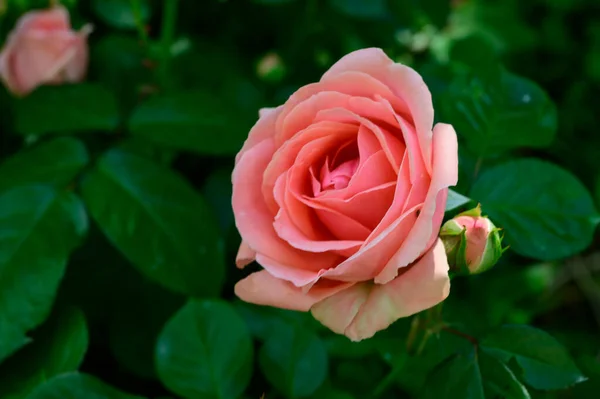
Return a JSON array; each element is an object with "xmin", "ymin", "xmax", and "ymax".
[
  {"xmin": 6, "ymin": 31, "xmax": 76, "ymax": 95},
  {"xmin": 311, "ymin": 239, "xmax": 450, "ymax": 341},
  {"xmin": 235, "ymin": 106, "xmax": 283, "ymax": 165},
  {"xmin": 278, "ymin": 91, "xmax": 401, "ymax": 146},
  {"xmin": 375, "ymin": 123, "xmax": 458, "ymax": 284},
  {"xmin": 236, "ymin": 241, "xmax": 256, "ymax": 269},
  {"xmin": 377, "ymin": 96, "xmax": 426, "ymax": 184},
  {"xmin": 232, "ymin": 139, "xmax": 340, "ymax": 285},
  {"xmin": 275, "ymin": 72, "xmax": 409, "ymax": 143},
  {"xmin": 259, "ymin": 107, "xmax": 276, "ymax": 118},
  {"xmin": 365, "ymin": 152, "xmax": 416, "ymax": 239},
  {"xmin": 235, "ymin": 270, "xmax": 353, "ymax": 311},
  {"xmin": 320, "ymin": 48, "xmax": 434, "ymax": 174},
  {"xmin": 16, "ymin": 5, "xmax": 71, "ymax": 32},
  {"xmin": 321, "ymin": 47, "xmax": 394, "ymax": 82},
  {"xmin": 62, "ymin": 24, "xmax": 92, "ymax": 82}
]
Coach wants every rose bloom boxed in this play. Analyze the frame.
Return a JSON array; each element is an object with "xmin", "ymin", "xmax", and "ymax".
[
  {"xmin": 233, "ymin": 48, "xmax": 458, "ymax": 341},
  {"xmin": 0, "ymin": 5, "xmax": 92, "ymax": 96}
]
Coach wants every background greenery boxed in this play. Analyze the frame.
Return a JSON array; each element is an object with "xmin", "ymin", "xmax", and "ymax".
[{"xmin": 1, "ymin": 0, "xmax": 600, "ymax": 398}]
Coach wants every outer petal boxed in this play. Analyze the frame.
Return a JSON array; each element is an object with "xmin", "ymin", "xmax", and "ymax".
[
  {"xmin": 235, "ymin": 270, "xmax": 353, "ymax": 311},
  {"xmin": 321, "ymin": 47, "xmax": 434, "ymax": 174},
  {"xmin": 236, "ymin": 241, "xmax": 256, "ymax": 269},
  {"xmin": 232, "ymin": 139, "xmax": 340, "ymax": 286},
  {"xmin": 235, "ymin": 106, "xmax": 283, "ymax": 165},
  {"xmin": 311, "ymin": 239, "xmax": 450, "ymax": 341},
  {"xmin": 62, "ymin": 24, "xmax": 93, "ymax": 82},
  {"xmin": 15, "ymin": 5, "xmax": 71, "ymax": 32},
  {"xmin": 375, "ymin": 123, "xmax": 458, "ymax": 284}
]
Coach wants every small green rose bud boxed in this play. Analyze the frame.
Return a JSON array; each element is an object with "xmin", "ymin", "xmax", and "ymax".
[{"xmin": 440, "ymin": 205, "xmax": 506, "ymax": 275}]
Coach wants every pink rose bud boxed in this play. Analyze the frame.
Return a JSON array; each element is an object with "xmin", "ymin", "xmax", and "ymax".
[
  {"xmin": 440, "ymin": 205, "xmax": 506, "ymax": 275},
  {"xmin": 0, "ymin": 5, "xmax": 92, "ymax": 96}
]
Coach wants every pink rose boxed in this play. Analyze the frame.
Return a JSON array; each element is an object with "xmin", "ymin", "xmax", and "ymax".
[
  {"xmin": 232, "ymin": 48, "xmax": 459, "ymax": 341},
  {"xmin": 0, "ymin": 5, "xmax": 92, "ymax": 96}
]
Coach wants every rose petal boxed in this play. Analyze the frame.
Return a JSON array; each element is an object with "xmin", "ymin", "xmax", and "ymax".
[
  {"xmin": 263, "ymin": 121, "xmax": 357, "ymax": 213},
  {"xmin": 274, "ymin": 174, "xmax": 363, "ymax": 254},
  {"xmin": 375, "ymin": 123, "xmax": 458, "ymax": 284},
  {"xmin": 278, "ymin": 91, "xmax": 401, "ymax": 146},
  {"xmin": 232, "ymin": 139, "xmax": 340, "ymax": 285},
  {"xmin": 236, "ymin": 241, "xmax": 256, "ymax": 269},
  {"xmin": 377, "ymin": 96, "xmax": 426, "ymax": 184},
  {"xmin": 284, "ymin": 134, "xmax": 355, "ymax": 240},
  {"xmin": 311, "ymin": 239, "xmax": 450, "ymax": 341},
  {"xmin": 312, "ymin": 182, "xmax": 396, "ymax": 229},
  {"xmin": 235, "ymin": 106, "xmax": 283, "ymax": 165},
  {"xmin": 321, "ymin": 204, "xmax": 420, "ymax": 282},
  {"xmin": 235, "ymin": 270, "xmax": 353, "ymax": 311},
  {"xmin": 314, "ymin": 107, "xmax": 405, "ymax": 173},
  {"xmin": 320, "ymin": 47, "xmax": 434, "ymax": 174},
  {"xmin": 17, "ymin": 5, "xmax": 71, "ymax": 31}
]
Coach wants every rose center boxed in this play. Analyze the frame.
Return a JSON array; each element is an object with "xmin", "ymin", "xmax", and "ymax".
[{"xmin": 321, "ymin": 158, "xmax": 359, "ymax": 191}]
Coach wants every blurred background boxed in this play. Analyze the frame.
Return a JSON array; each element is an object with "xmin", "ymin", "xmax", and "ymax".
[{"xmin": 1, "ymin": 0, "xmax": 600, "ymax": 398}]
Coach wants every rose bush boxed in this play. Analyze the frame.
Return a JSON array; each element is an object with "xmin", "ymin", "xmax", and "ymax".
[
  {"xmin": 0, "ymin": 5, "xmax": 91, "ymax": 96},
  {"xmin": 233, "ymin": 48, "xmax": 459, "ymax": 341}
]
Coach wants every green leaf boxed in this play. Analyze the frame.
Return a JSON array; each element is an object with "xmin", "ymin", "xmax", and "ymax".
[
  {"xmin": 482, "ymin": 325, "xmax": 587, "ymax": 390},
  {"xmin": 0, "ymin": 307, "xmax": 89, "ymax": 399},
  {"xmin": 259, "ymin": 322, "xmax": 328, "ymax": 398},
  {"xmin": 329, "ymin": 0, "xmax": 387, "ymax": 19},
  {"xmin": 233, "ymin": 300, "xmax": 314, "ymax": 341},
  {"xmin": 446, "ymin": 189, "xmax": 472, "ymax": 212},
  {"xmin": 14, "ymin": 84, "xmax": 119, "ymax": 136},
  {"xmin": 478, "ymin": 351, "xmax": 531, "ymax": 399},
  {"xmin": 0, "ymin": 186, "xmax": 88, "ymax": 362},
  {"xmin": 0, "ymin": 138, "xmax": 88, "ymax": 193},
  {"xmin": 422, "ymin": 347, "xmax": 530, "ymax": 399},
  {"xmin": 442, "ymin": 69, "xmax": 557, "ymax": 156},
  {"xmin": 128, "ymin": 91, "xmax": 254, "ymax": 155},
  {"xmin": 92, "ymin": 0, "xmax": 150, "ymax": 29},
  {"xmin": 81, "ymin": 149, "xmax": 225, "ymax": 296},
  {"xmin": 155, "ymin": 299, "xmax": 253, "ymax": 399},
  {"xmin": 25, "ymin": 372, "xmax": 144, "ymax": 399},
  {"xmin": 421, "ymin": 349, "xmax": 485, "ymax": 399},
  {"xmin": 108, "ymin": 276, "xmax": 184, "ymax": 379},
  {"xmin": 470, "ymin": 158, "xmax": 598, "ymax": 260}
]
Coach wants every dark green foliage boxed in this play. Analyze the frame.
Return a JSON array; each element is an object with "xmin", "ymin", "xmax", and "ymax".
[{"xmin": 0, "ymin": 0, "xmax": 599, "ymax": 398}]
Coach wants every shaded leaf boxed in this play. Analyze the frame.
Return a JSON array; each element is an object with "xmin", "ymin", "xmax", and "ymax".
[
  {"xmin": 442, "ymin": 69, "xmax": 557, "ymax": 156},
  {"xmin": 259, "ymin": 322, "xmax": 328, "ymax": 398},
  {"xmin": 155, "ymin": 299, "xmax": 253, "ymax": 399},
  {"xmin": 26, "ymin": 372, "xmax": 144, "ymax": 399},
  {"xmin": 128, "ymin": 91, "xmax": 254, "ymax": 155},
  {"xmin": 482, "ymin": 325, "xmax": 587, "ymax": 390},
  {"xmin": 14, "ymin": 84, "xmax": 119, "ymax": 136},
  {"xmin": 0, "ymin": 307, "xmax": 89, "ymax": 399},
  {"xmin": 470, "ymin": 158, "xmax": 598, "ymax": 260},
  {"xmin": 81, "ymin": 149, "xmax": 225, "ymax": 296},
  {"xmin": 0, "ymin": 186, "xmax": 87, "ymax": 362},
  {"xmin": 0, "ymin": 138, "xmax": 88, "ymax": 193}
]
